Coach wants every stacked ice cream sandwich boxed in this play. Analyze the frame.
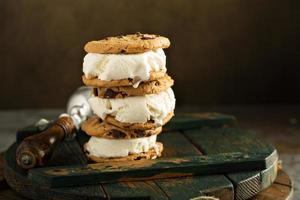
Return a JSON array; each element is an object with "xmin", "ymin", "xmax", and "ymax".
[{"xmin": 81, "ymin": 33, "xmax": 176, "ymax": 162}]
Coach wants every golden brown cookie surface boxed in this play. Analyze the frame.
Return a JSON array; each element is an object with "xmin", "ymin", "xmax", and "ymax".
[
  {"xmin": 92, "ymin": 75, "xmax": 174, "ymax": 98},
  {"xmin": 84, "ymin": 142, "xmax": 163, "ymax": 162},
  {"xmin": 84, "ymin": 33, "xmax": 170, "ymax": 54},
  {"xmin": 81, "ymin": 115, "xmax": 162, "ymax": 139},
  {"xmin": 105, "ymin": 112, "xmax": 174, "ymax": 130},
  {"xmin": 82, "ymin": 71, "xmax": 166, "ymax": 88}
]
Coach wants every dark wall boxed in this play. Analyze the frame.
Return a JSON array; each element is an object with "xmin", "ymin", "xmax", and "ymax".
[{"xmin": 0, "ymin": 0, "xmax": 299, "ymax": 108}]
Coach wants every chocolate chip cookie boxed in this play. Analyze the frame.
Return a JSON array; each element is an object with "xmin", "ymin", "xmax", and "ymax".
[
  {"xmin": 92, "ymin": 75, "xmax": 174, "ymax": 98},
  {"xmin": 84, "ymin": 33, "xmax": 170, "ymax": 54},
  {"xmin": 82, "ymin": 115, "xmax": 162, "ymax": 139},
  {"xmin": 105, "ymin": 112, "xmax": 174, "ymax": 130},
  {"xmin": 82, "ymin": 71, "xmax": 166, "ymax": 88}
]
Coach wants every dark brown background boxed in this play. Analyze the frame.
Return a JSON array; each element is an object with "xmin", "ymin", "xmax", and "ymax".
[{"xmin": 0, "ymin": 0, "xmax": 299, "ymax": 109}]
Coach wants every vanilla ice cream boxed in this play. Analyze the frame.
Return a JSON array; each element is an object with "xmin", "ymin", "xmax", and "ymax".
[
  {"xmin": 88, "ymin": 88, "xmax": 175, "ymax": 125},
  {"xmin": 83, "ymin": 49, "xmax": 166, "ymax": 87},
  {"xmin": 85, "ymin": 135, "xmax": 158, "ymax": 157}
]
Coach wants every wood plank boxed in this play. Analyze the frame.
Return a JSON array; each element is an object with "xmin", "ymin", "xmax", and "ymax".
[
  {"xmin": 250, "ymin": 170, "xmax": 293, "ymax": 200},
  {"xmin": 156, "ymin": 175, "xmax": 233, "ymax": 200},
  {"xmin": 28, "ymin": 152, "xmax": 270, "ymax": 188},
  {"xmin": 158, "ymin": 131, "xmax": 203, "ymax": 157},
  {"xmin": 184, "ymin": 128, "xmax": 278, "ymax": 200},
  {"xmin": 184, "ymin": 128, "xmax": 277, "ymax": 166},
  {"xmin": 102, "ymin": 132, "xmax": 201, "ymax": 200},
  {"xmin": 274, "ymin": 170, "xmax": 292, "ymax": 187},
  {"xmin": 51, "ymin": 185, "xmax": 107, "ymax": 200},
  {"xmin": 164, "ymin": 112, "xmax": 236, "ymax": 131},
  {"xmin": 156, "ymin": 131, "xmax": 234, "ymax": 200},
  {"xmin": 227, "ymin": 171, "xmax": 261, "ymax": 200},
  {"xmin": 184, "ymin": 128, "xmax": 275, "ymax": 154},
  {"xmin": 227, "ymin": 160, "xmax": 278, "ymax": 200},
  {"xmin": 103, "ymin": 181, "xmax": 168, "ymax": 200},
  {"xmin": 47, "ymin": 139, "xmax": 88, "ymax": 167}
]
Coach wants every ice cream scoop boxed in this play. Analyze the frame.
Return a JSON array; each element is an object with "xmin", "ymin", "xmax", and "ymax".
[
  {"xmin": 89, "ymin": 88, "xmax": 176, "ymax": 125},
  {"xmin": 16, "ymin": 87, "xmax": 93, "ymax": 169},
  {"xmin": 85, "ymin": 135, "xmax": 158, "ymax": 158},
  {"xmin": 83, "ymin": 49, "xmax": 166, "ymax": 88}
]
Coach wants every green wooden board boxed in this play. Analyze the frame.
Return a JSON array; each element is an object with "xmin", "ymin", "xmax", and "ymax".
[
  {"xmin": 155, "ymin": 132, "xmax": 234, "ymax": 200},
  {"xmin": 29, "ymin": 152, "xmax": 273, "ymax": 188},
  {"xmin": 3, "ymin": 113, "xmax": 279, "ymax": 200},
  {"xmin": 183, "ymin": 127, "xmax": 278, "ymax": 200}
]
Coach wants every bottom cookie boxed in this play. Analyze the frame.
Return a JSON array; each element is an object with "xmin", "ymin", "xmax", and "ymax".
[{"xmin": 85, "ymin": 142, "xmax": 163, "ymax": 163}]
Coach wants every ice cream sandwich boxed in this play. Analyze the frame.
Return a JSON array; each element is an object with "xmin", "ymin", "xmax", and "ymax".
[{"xmin": 81, "ymin": 33, "xmax": 175, "ymax": 162}]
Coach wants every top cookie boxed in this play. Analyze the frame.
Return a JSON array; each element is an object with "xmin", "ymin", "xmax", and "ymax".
[{"xmin": 84, "ymin": 33, "xmax": 170, "ymax": 54}]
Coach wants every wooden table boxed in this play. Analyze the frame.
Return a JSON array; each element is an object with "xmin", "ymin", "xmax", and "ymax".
[{"xmin": 0, "ymin": 106, "xmax": 298, "ymax": 199}]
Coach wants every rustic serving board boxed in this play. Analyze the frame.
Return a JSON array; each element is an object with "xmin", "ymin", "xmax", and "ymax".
[{"xmin": 4, "ymin": 113, "xmax": 279, "ymax": 200}]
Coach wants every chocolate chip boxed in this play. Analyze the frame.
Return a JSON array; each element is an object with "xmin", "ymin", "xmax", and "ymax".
[
  {"xmin": 128, "ymin": 78, "xmax": 133, "ymax": 82},
  {"xmin": 134, "ymin": 130, "xmax": 146, "ymax": 138},
  {"xmin": 104, "ymin": 89, "xmax": 118, "ymax": 98},
  {"xmin": 121, "ymin": 92, "xmax": 128, "ymax": 97},
  {"xmin": 93, "ymin": 88, "xmax": 98, "ymax": 96},
  {"xmin": 154, "ymin": 81, "xmax": 160, "ymax": 86},
  {"xmin": 135, "ymin": 156, "xmax": 142, "ymax": 160},
  {"xmin": 120, "ymin": 49, "xmax": 126, "ymax": 53},
  {"xmin": 110, "ymin": 129, "xmax": 126, "ymax": 138}
]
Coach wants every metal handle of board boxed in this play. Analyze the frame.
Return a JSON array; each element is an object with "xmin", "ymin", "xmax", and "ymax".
[{"xmin": 16, "ymin": 116, "xmax": 76, "ymax": 169}]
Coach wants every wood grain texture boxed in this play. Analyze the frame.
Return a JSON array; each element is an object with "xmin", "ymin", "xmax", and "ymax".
[
  {"xmin": 184, "ymin": 128, "xmax": 276, "ymax": 155},
  {"xmin": 0, "ymin": 153, "xmax": 293, "ymax": 200},
  {"xmin": 103, "ymin": 181, "xmax": 168, "ymax": 200},
  {"xmin": 185, "ymin": 127, "xmax": 278, "ymax": 200},
  {"xmin": 156, "ymin": 176, "xmax": 233, "ymax": 200},
  {"xmin": 250, "ymin": 170, "xmax": 293, "ymax": 200},
  {"xmin": 155, "ymin": 131, "xmax": 234, "ymax": 200},
  {"xmin": 28, "ymin": 151, "xmax": 273, "ymax": 188},
  {"xmin": 0, "ymin": 143, "xmax": 286, "ymax": 200},
  {"xmin": 1, "ymin": 171, "xmax": 293, "ymax": 200}
]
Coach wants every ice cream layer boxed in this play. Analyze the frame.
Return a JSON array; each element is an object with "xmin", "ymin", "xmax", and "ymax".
[
  {"xmin": 83, "ymin": 49, "xmax": 166, "ymax": 87},
  {"xmin": 89, "ymin": 88, "xmax": 175, "ymax": 125},
  {"xmin": 85, "ymin": 135, "xmax": 157, "ymax": 158}
]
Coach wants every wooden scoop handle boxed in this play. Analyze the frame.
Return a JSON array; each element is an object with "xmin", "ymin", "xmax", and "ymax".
[{"xmin": 16, "ymin": 116, "xmax": 76, "ymax": 169}]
